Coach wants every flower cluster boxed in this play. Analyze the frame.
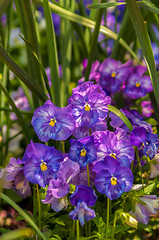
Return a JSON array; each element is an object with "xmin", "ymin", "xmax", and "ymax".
[{"xmin": 1, "ymin": 65, "xmax": 159, "ymax": 229}]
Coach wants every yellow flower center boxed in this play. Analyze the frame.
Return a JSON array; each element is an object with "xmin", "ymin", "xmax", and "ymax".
[
  {"xmin": 80, "ymin": 148, "xmax": 87, "ymax": 157},
  {"xmin": 110, "ymin": 152, "xmax": 116, "ymax": 159},
  {"xmin": 111, "ymin": 72, "xmax": 116, "ymax": 78},
  {"xmin": 111, "ymin": 176, "xmax": 117, "ymax": 185},
  {"xmin": 135, "ymin": 82, "xmax": 140, "ymax": 88},
  {"xmin": 40, "ymin": 161, "xmax": 47, "ymax": 171},
  {"xmin": 49, "ymin": 118, "xmax": 56, "ymax": 127},
  {"xmin": 84, "ymin": 103, "xmax": 91, "ymax": 111}
]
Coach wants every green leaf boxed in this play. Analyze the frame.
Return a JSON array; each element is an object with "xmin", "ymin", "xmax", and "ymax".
[
  {"xmin": 35, "ymin": 0, "xmax": 139, "ymax": 62},
  {"xmin": 0, "ymin": 228, "xmax": 33, "ymax": 240},
  {"xmin": 108, "ymin": 105, "xmax": 133, "ymax": 132},
  {"xmin": 0, "ymin": 193, "xmax": 47, "ymax": 240},
  {"xmin": 43, "ymin": 0, "xmax": 61, "ymax": 106},
  {"xmin": 125, "ymin": 0, "xmax": 159, "ymax": 120},
  {"xmin": 138, "ymin": 0, "xmax": 159, "ymax": 15},
  {"xmin": 144, "ymin": 182, "xmax": 156, "ymax": 194},
  {"xmin": 0, "ymin": 43, "xmax": 48, "ymax": 103},
  {"xmin": 0, "ymin": 81, "xmax": 31, "ymax": 144},
  {"xmin": 88, "ymin": 1, "xmax": 126, "ymax": 9},
  {"xmin": 0, "ymin": 0, "xmax": 11, "ymax": 18}
]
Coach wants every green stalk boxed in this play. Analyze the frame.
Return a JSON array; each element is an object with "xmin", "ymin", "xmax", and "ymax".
[
  {"xmin": 106, "ymin": 197, "xmax": 110, "ymax": 240},
  {"xmin": 43, "ymin": 0, "xmax": 61, "ymax": 106},
  {"xmin": 0, "ymin": 228, "xmax": 33, "ymax": 240},
  {"xmin": 36, "ymin": 184, "xmax": 41, "ymax": 231},
  {"xmin": 76, "ymin": 220, "xmax": 80, "ymax": 240},
  {"xmin": 0, "ymin": 192, "xmax": 47, "ymax": 240},
  {"xmin": 134, "ymin": 146, "xmax": 144, "ymax": 185},
  {"xmin": 125, "ymin": 0, "xmax": 159, "ymax": 119},
  {"xmin": 111, "ymin": 213, "xmax": 117, "ymax": 240},
  {"xmin": 84, "ymin": 0, "xmax": 105, "ymax": 81}
]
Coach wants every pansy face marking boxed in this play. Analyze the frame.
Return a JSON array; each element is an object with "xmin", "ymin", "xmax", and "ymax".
[
  {"xmin": 110, "ymin": 152, "xmax": 116, "ymax": 159},
  {"xmin": 111, "ymin": 72, "xmax": 116, "ymax": 78},
  {"xmin": 49, "ymin": 117, "xmax": 56, "ymax": 127},
  {"xmin": 40, "ymin": 160, "xmax": 47, "ymax": 171},
  {"xmin": 84, "ymin": 103, "xmax": 91, "ymax": 111},
  {"xmin": 135, "ymin": 82, "xmax": 141, "ymax": 88},
  {"xmin": 80, "ymin": 148, "xmax": 87, "ymax": 157},
  {"xmin": 111, "ymin": 176, "xmax": 117, "ymax": 185}
]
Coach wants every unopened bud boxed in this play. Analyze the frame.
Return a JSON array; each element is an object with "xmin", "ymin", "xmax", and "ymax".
[{"xmin": 121, "ymin": 213, "xmax": 138, "ymax": 228}]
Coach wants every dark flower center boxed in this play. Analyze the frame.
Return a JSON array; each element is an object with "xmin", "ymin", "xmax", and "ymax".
[
  {"xmin": 80, "ymin": 148, "xmax": 87, "ymax": 157},
  {"xmin": 111, "ymin": 176, "xmax": 117, "ymax": 185}
]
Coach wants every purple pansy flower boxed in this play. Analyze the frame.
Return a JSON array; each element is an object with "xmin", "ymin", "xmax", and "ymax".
[
  {"xmin": 93, "ymin": 156, "xmax": 133, "ymax": 200},
  {"xmin": 0, "ymin": 158, "xmax": 31, "ymax": 198},
  {"xmin": 93, "ymin": 129, "xmax": 134, "ymax": 167},
  {"xmin": 42, "ymin": 158, "xmax": 80, "ymax": 211},
  {"xmin": 123, "ymin": 65, "xmax": 153, "ymax": 99},
  {"xmin": 130, "ymin": 195, "xmax": 159, "ymax": 224},
  {"xmin": 150, "ymin": 153, "xmax": 159, "ymax": 178},
  {"xmin": 68, "ymin": 81, "xmax": 111, "ymax": 128},
  {"xmin": 31, "ymin": 100, "xmax": 75, "ymax": 142},
  {"xmin": 23, "ymin": 141, "xmax": 63, "ymax": 187},
  {"xmin": 141, "ymin": 101, "xmax": 154, "ymax": 118},
  {"xmin": 98, "ymin": 58, "xmax": 132, "ymax": 95},
  {"xmin": 68, "ymin": 135, "xmax": 97, "ymax": 168},
  {"xmin": 69, "ymin": 185, "xmax": 97, "ymax": 226},
  {"xmin": 130, "ymin": 127, "xmax": 159, "ymax": 159}
]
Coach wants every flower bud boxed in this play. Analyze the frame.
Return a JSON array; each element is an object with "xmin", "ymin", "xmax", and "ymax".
[{"xmin": 121, "ymin": 212, "xmax": 138, "ymax": 228}]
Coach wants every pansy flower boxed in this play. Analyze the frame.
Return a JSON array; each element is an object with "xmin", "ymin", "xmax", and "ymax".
[
  {"xmin": 93, "ymin": 129, "xmax": 134, "ymax": 167},
  {"xmin": 123, "ymin": 65, "xmax": 153, "ymax": 99},
  {"xmin": 130, "ymin": 195, "xmax": 159, "ymax": 224},
  {"xmin": 68, "ymin": 135, "xmax": 97, "ymax": 168},
  {"xmin": 98, "ymin": 58, "xmax": 132, "ymax": 95},
  {"xmin": 68, "ymin": 81, "xmax": 111, "ymax": 128},
  {"xmin": 93, "ymin": 156, "xmax": 133, "ymax": 200},
  {"xmin": 31, "ymin": 100, "xmax": 75, "ymax": 142},
  {"xmin": 23, "ymin": 141, "xmax": 63, "ymax": 187},
  {"xmin": 69, "ymin": 185, "xmax": 97, "ymax": 226},
  {"xmin": 0, "ymin": 157, "xmax": 31, "ymax": 198},
  {"xmin": 42, "ymin": 158, "xmax": 80, "ymax": 211}
]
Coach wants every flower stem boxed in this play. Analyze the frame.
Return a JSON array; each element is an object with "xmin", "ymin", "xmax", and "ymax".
[
  {"xmin": 134, "ymin": 146, "xmax": 144, "ymax": 184},
  {"xmin": 87, "ymin": 164, "xmax": 90, "ymax": 187},
  {"xmin": 76, "ymin": 220, "xmax": 80, "ymax": 240},
  {"xmin": 36, "ymin": 184, "xmax": 41, "ymax": 231},
  {"xmin": 106, "ymin": 197, "xmax": 110, "ymax": 240},
  {"xmin": 111, "ymin": 213, "xmax": 117, "ymax": 240}
]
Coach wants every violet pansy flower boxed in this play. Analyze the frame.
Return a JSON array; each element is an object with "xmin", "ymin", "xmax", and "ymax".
[
  {"xmin": 68, "ymin": 81, "xmax": 111, "ymax": 128},
  {"xmin": 98, "ymin": 58, "xmax": 132, "ymax": 95},
  {"xmin": 93, "ymin": 129, "xmax": 134, "ymax": 167},
  {"xmin": 31, "ymin": 100, "xmax": 75, "ymax": 142},
  {"xmin": 123, "ymin": 65, "xmax": 153, "ymax": 99},
  {"xmin": 130, "ymin": 195, "xmax": 159, "ymax": 224},
  {"xmin": 23, "ymin": 141, "xmax": 63, "ymax": 187},
  {"xmin": 68, "ymin": 135, "xmax": 97, "ymax": 168},
  {"xmin": 93, "ymin": 156, "xmax": 133, "ymax": 200},
  {"xmin": 69, "ymin": 185, "xmax": 97, "ymax": 226}
]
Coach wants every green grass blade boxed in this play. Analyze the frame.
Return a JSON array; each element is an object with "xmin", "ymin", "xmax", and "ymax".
[
  {"xmin": 0, "ymin": 192, "xmax": 47, "ymax": 240},
  {"xmin": 0, "ymin": 228, "xmax": 33, "ymax": 240},
  {"xmin": 88, "ymin": 1, "xmax": 126, "ymax": 9},
  {"xmin": 43, "ymin": 0, "xmax": 61, "ymax": 106},
  {"xmin": 0, "ymin": 0, "xmax": 11, "ymax": 18},
  {"xmin": 41, "ymin": 0, "xmax": 139, "ymax": 62},
  {"xmin": 126, "ymin": 0, "xmax": 159, "ymax": 113},
  {"xmin": 0, "ymin": 81, "xmax": 31, "ymax": 144},
  {"xmin": 108, "ymin": 105, "xmax": 133, "ymax": 132},
  {"xmin": 59, "ymin": 0, "xmax": 75, "ymax": 107},
  {"xmin": 0, "ymin": 43, "xmax": 48, "ymax": 103}
]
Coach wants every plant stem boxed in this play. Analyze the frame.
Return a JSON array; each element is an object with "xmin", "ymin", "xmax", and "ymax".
[
  {"xmin": 87, "ymin": 164, "xmax": 90, "ymax": 187},
  {"xmin": 76, "ymin": 220, "xmax": 80, "ymax": 240},
  {"xmin": 106, "ymin": 197, "xmax": 110, "ymax": 240},
  {"xmin": 36, "ymin": 184, "xmax": 41, "ymax": 231},
  {"xmin": 111, "ymin": 213, "xmax": 117, "ymax": 240}
]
